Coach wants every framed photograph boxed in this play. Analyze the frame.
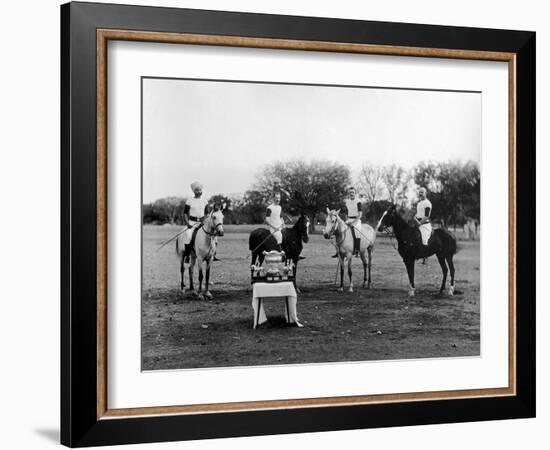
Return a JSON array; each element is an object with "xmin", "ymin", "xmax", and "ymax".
[{"xmin": 61, "ymin": 2, "xmax": 535, "ymax": 447}]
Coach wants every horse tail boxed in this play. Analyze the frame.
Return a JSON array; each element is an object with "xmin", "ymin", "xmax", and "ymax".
[{"xmin": 175, "ymin": 237, "xmax": 180, "ymax": 255}]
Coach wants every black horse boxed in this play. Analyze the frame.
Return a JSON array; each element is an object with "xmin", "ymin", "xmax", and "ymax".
[
  {"xmin": 377, "ymin": 205, "xmax": 457, "ymax": 296},
  {"xmin": 248, "ymin": 214, "xmax": 310, "ymax": 289}
]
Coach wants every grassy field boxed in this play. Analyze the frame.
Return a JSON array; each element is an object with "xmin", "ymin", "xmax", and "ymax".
[{"xmin": 142, "ymin": 224, "xmax": 480, "ymax": 370}]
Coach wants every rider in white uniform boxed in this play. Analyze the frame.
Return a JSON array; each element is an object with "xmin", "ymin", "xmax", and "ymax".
[
  {"xmin": 264, "ymin": 192, "xmax": 284, "ymax": 251},
  {"xmin": 345, "ymin": 186, "xmax": 363, "ymax": 257},
  {"xmin": 415, "ymin": 187, "xmax": 432, "ymax": 246},
  {"xmin": 332, "ymin": 186, "xmax": 363, "ymax": 257},
  {"xmin": 181, "ymin": 181, "xmax": 208, "ymax": 262}
]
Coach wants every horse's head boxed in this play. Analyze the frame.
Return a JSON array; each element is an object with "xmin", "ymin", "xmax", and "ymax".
[
  {"xmin": 297, "ymin": 213, "xmax": 310, "ymax": 243},
  {"xmin": 323, "ymin": 208, "xmax": 341, "ymax": 239},
  {"xmin": 208, "ymin": 203, "xmax": 225, "ymax": 236},
  {"xmin": 377, "ymin": 205, "xmax": 397, "ymax": 232}
]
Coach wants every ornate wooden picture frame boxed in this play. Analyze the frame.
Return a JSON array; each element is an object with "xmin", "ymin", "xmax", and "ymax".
[{"xmin": 61, "ymin": 2, "xmax": 535, "ymax": 447}]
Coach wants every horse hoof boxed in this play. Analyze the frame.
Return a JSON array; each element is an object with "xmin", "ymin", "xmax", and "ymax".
[
  {"xmin": 408, "ymin": 289, "xmax": 415, "ymax": 297},
  {"xmin": 448, "ymin": 285, "xmax": 455, "ymax": 296},
  {"xmin": 337, "ymin": 287, "xmax": 344, "ymax": 293},
  {"xmin": 205, "ymin": 291, "xmax": 213, "ymax": 299},
  {"xmin": 348, "ymin": 286, "xmax": 354, "ymax": 293}
]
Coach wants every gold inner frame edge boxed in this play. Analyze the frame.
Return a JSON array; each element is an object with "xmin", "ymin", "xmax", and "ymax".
[{"xmin": 96, "ymin": 29, "xmax": 517, "ymax": 420}]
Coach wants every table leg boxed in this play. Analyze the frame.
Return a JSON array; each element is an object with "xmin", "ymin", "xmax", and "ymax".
[
  {"xmin": 285, "ymin": 297, "xmax": 290, "ymax": 323},
  {"xmin": 255, "ymin": 298, "xmax": 262, "ymax": 329}
]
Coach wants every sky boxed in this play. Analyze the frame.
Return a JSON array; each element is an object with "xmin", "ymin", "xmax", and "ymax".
[{"xmin": 142, "ymin": 78, "xmax": 481, "ymax": 203}]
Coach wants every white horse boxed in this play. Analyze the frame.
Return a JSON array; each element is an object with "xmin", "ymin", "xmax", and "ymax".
[
  {"xmin": 323, "ymin": 208, "xmax": 376, "ymax": 292},
  {"xmin": 176, "ymin": 206, "xmax": 224, "ymax": 299}
]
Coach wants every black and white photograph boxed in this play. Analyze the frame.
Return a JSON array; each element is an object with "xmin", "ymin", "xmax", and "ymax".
[{"xmin": 141, "ymin": 77, "xmax": 481, "ymax": 371}]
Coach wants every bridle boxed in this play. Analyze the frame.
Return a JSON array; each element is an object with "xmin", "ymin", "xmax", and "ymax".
[
  {"xmin": 378, "ymin": 210, "xmax": 398, "ymax": 251},
  {"xmin": 201, "ymin": 211, "xmax": 224, "ymax": 237},
  {"xmin": 326, "ymin": 213, "xmax": 348, "ymax": 244}
]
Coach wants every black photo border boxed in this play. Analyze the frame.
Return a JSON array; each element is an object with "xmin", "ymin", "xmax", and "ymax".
[{"xmin": 61, "ymin": 2, "xmax": 535, "ymax": 447}]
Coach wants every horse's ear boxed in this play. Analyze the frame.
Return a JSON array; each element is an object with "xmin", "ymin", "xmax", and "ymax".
[
  {"xmin": 212, "ymin": 203, "xmax": 220, "ymax": 212},
  {"xmin": 336, "ymin": 209, "xmax": 341, "ymax": 215},
  {"xmin": 326, "ymin": 207, "xmax": 330, "ymax": 214}
]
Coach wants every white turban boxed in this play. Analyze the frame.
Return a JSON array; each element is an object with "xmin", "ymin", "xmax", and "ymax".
[{"xmin": 190, "ymin": 181, "xmax": 203, "ymax": 192}]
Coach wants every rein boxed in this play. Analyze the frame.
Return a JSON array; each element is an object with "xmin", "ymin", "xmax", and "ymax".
[
  {"xmin": 201, "ymin": 222, "xmax": 223, "ymax": 237},
  {"xmin": 199, "ymin": 210, "xmax": 224, "ymax": 237},
  {"xmin": 327, "ymin": 215, "xmax": 348, "ymax": 240},
  {"xmin": 383, "ymin": 227, "xmax": 399, "ymax": 251}
]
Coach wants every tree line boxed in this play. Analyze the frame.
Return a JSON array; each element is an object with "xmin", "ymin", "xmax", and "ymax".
[{"xmin": 143, "ymin": 159, "xmax": 479, "ymax": 229}]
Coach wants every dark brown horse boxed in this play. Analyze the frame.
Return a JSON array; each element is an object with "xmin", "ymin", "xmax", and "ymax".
[
  {"xmin": 248, "ymin": 213, "xmax": 310, "ymax": 290},
  {"xmin": 377, "ymin": 205, "xmax": 457, "ymax": 296}
]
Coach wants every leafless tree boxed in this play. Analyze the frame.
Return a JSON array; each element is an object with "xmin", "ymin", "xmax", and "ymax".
[
  {"xmin": 382, "ymin": 164, "xmax": 406, "ymax": 204},
  {"xmin": 357, "ymin": 164, "xmax": 384, "ymax": 202}
]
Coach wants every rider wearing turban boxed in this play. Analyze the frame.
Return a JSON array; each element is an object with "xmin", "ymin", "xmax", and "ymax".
[
  {"xmin": 181, "ymin": 181, "xmax": 210, "ymax": 262},
  {"xmin": 184, "ymin": 182, "xmax": 207, "ymax": 227}
]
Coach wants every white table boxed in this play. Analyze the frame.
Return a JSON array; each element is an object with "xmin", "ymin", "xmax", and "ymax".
[{"xmin": 252, "ymin": 282, "xmax": 303, "ymax": 329}]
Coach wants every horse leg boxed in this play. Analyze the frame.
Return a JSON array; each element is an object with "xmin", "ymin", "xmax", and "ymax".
[
  {"xmin": 180, "ymin": 255, "xmax": 185, "ymax": 291},
  {"xmin": 367, "ymin": 246, "xmax": 373, "ymax": 289},
  {"xmin": 204, "ymin": 259, "xmax": 213, "ymax": 299},
  {"xmin": 360, "ymin": 251, "xmax": 367, "ymax": 288},
  {"xmin": 446, "ymin": 255, "xmax": 456, "ymax": 295},
  {"xmin": 293, "ymin": 259, "xmax": 301, "ymax": 294},
  {"xmin": 405, "ymin": 258, "xmax": 415, "ymax": 297},
  {"xmin": 338, "ymin": 256, "xmax": 345, "ymax": 292},
  {"xmin": 347, "ymin": 256, "xmax": 353, "ymax": 292},
  {"xmin": 197, "ymin": 261, "xmax": 204, "ymax": 299},
  {"xmin": 188, "ymin": 256, "xmax": 195, "ymax": 293},
  {"xmin": 436, "ymin": 253, "xmax": 448, "ymax": 295}
]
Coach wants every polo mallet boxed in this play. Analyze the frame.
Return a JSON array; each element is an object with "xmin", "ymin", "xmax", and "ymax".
[{"xmin": 156, "ymin": 226, "xmax": 189, "ymax": 252}]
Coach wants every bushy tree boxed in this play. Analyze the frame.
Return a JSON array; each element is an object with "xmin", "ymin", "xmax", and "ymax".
[
  {"xmin": 254, "ymin": 160, "xmax": 351, "ymax": 230},
  {"xmin": 208, "ymin": 194, "xmax": 231, "ymax": 210},
  {"xmin": 412, "ymin": 160, "xmax": 480, "ymax": 227},
  {"xmin": 143, "ymin": 197, "xmax": 186, "ymax": 224}
]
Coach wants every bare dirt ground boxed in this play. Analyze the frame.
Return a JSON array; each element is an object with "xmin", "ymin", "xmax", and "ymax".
[{"xmin": 142, "ymin": 224, "xmax": 480, "ymax": 370}]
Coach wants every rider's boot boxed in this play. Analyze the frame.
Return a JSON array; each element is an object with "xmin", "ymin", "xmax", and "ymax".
[{"xmin": 184, "ymin": 244, "xmax": 190, "ymax": 263}]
